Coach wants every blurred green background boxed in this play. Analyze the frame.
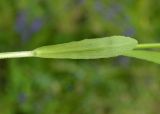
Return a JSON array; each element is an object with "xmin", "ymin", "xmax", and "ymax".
[{"xmin": 0, "ymin": 0, "xmax": 160, "ymax": 114}]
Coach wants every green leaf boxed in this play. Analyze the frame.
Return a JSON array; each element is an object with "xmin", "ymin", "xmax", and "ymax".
[
  {"xmin": 33, "ymin": 36, "xmax": 138, "ymax": 59},
  {"xmin": 123, "ymin": 50, "xmax": 160, "ymax": 64}
]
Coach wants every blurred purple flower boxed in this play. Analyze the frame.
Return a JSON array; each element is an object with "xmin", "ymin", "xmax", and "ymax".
[
  {"xmin": 123, "ymin": 27, "xmax": 135, "ymax": 37},
  {"xmin": 94, "ymin": 1, "xmax": 136, "ymax": 37},
  {"xmin": 15, "ymin": 11, "xmax": 27, "ymax": 32},
  {"xmin": 30, "ymin": 19, "xmax": 43, "ymax": 33},
  {"xmin": 18, "ymin": 92, "xmax": 27, "ymax": 104},
  {"xmin": 15, "ymin": 11, "xmax": 43, "ymax": 43},
  {"xmin": 15, "ymin": 11, "xmax": 30, "ymax": 42},
  {"xmin": 94, "ymin": 1, "xmax": 124, "ymax": 22},
  {"xmin": 75, "ymin": 0, "xmax": 85, "ymax": 5},
  {"xmin": 105, "ymin": 4, "xmax": 122, "ymax": 20},
  {"xmin": 94, "ymin": 0, "xmax": 105, "ymax": 12},
  {"xmin": 116, "ymin": 56, "xmax": 130, "ymax": 67}
]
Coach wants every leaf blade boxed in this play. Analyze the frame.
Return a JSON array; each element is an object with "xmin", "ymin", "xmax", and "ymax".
[
  {"xmin": 33, "ymin": 36, "xmax": 138, "ymax": 59},
  {"xmin": 123, "ymin": 50, "xmax": 160, "ymax": 64}
]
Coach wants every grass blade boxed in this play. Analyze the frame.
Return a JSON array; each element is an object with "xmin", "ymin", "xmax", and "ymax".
[
  {"xmin": 123, "ymin": 50, "xmax": 160, "ymax": 64},
  {"xmin": 33, "ymin": 36, "xmax": 138, "ymax": 59}
]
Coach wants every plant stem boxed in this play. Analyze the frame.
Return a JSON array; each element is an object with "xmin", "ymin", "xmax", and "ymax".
[
  {"xmin": 136, "ymin": 43, "xmax": 160, "ymax": 49},
  {"xmin": 0, "ymin": 51, "xmax": 34, "ymax": 59}
]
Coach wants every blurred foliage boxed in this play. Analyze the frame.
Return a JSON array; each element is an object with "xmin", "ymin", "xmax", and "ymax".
[{"xmin": 0, "ymin": 0, "xmax": 160, "ymax": 114}]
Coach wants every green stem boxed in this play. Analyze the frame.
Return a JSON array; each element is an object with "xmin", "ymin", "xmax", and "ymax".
[
  {"xmin": 0, "ymin": 51, "xmax": 34, "ymax": 59},
  {"xmin": 136, "ymin": 43, "xmax": 160, "ymax": 49}
]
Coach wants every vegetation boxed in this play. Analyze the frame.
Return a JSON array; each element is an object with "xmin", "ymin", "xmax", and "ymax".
[{"xmin": 0, "ymin": 0, "xmax": 160, "ymax": 114}]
